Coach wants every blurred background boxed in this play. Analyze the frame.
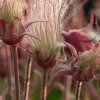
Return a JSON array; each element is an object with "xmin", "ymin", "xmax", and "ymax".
[{"xmin": 0, "ymin": 0, "xmax": 100, "ymax": 100}]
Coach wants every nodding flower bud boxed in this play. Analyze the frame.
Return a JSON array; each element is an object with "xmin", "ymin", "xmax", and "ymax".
[
  {"xmin": 77, "ymin": 42, "xmax": 100, "ymax": 69},
  {"xmin": 28, "ymin": 22, "xmax": 60, "ymax": 69},
  {"xmin": 62, "ymin": 31, "xmax": 94, "ymax": 52},
  {"xmin": 0, "ymin": 0, "xmax": 26, "ymax": 45}
]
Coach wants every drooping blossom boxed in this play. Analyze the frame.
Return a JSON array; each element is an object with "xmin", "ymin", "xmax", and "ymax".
[
  {"xmin": 62, "ymin": 10, "xmax": 95, "ymax": 52},
  {"xmin": 27, "ymin": 0, "xmax": 66, "ymax": 69},
  {"xmin": 52, "ymin": 42, "xmax": 100, "ymax": 82},
  {"xmin": 28, "ymin": 22, "xmax": 60, "ymax": 69},
  {"xmin": 77, "ymin": 42, "xmax": 100, "ymax": 69},
  {"xmin": 0, "ymin": 0, "xmax": 38, "ymax": 45},
  {"xmin": 62, "ymin": 31, "xmax": 94, "ymax": 52},
  {"xmin": 73, "ymin": 42, "xmax": 100, "ymax": 81}
]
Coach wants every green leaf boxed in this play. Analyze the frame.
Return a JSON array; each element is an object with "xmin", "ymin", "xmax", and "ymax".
[{"xmin": 47, "ymin": 88, "xmax": 62, "ymax": 100}]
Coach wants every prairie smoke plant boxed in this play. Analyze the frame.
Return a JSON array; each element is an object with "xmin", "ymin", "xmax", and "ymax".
[
  {"xmin": 0, "ymin": 0, "xmax": 25, "ymax": 45},
  {"xmin": 28, "ymin": 20, "xmax": 65, "ymax": 100},
  {"xmin": 68, "ymin": 42, "xmax": 100, "ymax": 81},
  {"xmin": 77, "ymin": 42, "xmax": 100, "ymax": 69},
  {"xmin": 0, "ymin": 0, "xmax": 39, "ymax": 45},
  {"xmin": 0, "ymin": 1, "xmax": 39, "ymax": 100},
  {"xmin": 62, "ymin": 10, "xmax": 95, "ymax": 52},
  {"xmin": 52, "ymin": 42, "xmax": 100, "ymax": 82},
  {"xmin": 29, "ymin": 22, "xmax": 61, "ymax": 69},
  {"xmin": 51, "ymin": 42, "xmax": 100, "ymax": 100},
  {"xmin": 62, "ymin": 31, "xmax": 94, "ymax": 52},
  {"xmin": 27, "ymin": 20, "xmax": 64, "ymax": 100}
]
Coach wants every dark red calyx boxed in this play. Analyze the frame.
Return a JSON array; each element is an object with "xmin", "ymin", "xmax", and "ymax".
[
  {"xmin": 36, "ymin": 57, "xmax": 56, "ymax": 69},
  {"xmin": 74, "ymin": 67, "xmax": 95, "ymax": 82},
  {"xmin": 2, "ymin": 34, "xmax": 24, "ymax": 45}
]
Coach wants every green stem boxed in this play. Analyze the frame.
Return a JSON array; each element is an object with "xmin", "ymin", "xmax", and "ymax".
[
  {"xmin": 12, "ymin": 45, "xmax": 20, "ymax": 100},
  {"xmin": 41, "ymin": 69, "xmax": 48, "ymax": 100},
  {"xmin": 76, "ymin": 81, "xmax": 82, "ymax": 100},
  {"xmin": 24, "ymin": 57, "xmax": 33, "ymax": 100}
]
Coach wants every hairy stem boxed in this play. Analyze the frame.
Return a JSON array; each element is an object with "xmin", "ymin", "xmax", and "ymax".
[
  {"xmin": 24, "ymin": 57, "xmax": 33, "ymax": 100},
  {"xmin": 41, "ymin": 69, "xmax": 48, "ymax": 100},
  {"xmin": 63, "ymin": 76, "xmax": 72, "ymax": 100},
  {"xmin": 76, "ymin": 81, "xmax": 82, "ymax": 100},
  {"xmin": 6, "ymin": 46, "xmax": 14, "ymax": 100},
  {"xmin": 12, "ymin": 45, "xmax": 20, "ymax": 100}
]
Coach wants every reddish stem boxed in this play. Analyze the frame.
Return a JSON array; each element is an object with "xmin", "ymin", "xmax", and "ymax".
[
  {"xmin": 24, "ymin": 57, "xmax": 33, "ymax": 100},
  {"xmin": 63, "ymin": 76, "xmax": 72, "ymax": 100},
  {"xmin": 41, "ymin": 69, "xmax": 48, "ymax": 100},
  {"xmin": 12, "ymin": 45, "xmax": 20, "ymax": 100},
  {"xmin": 76, "ymin": 81, "xmax": 82, "ymax": 100},
  {"xmin": 6, "ymin": 46, "xmax": 14, "ymax": 100}
]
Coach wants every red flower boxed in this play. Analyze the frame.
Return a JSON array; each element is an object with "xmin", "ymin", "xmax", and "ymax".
[
  {"xmin": 62, "ymin": 31, "xmax": 94, "ymax": 52},
  {"xmin": 0, "ymin": 18, "xmax": 25, "ymax": 45}
]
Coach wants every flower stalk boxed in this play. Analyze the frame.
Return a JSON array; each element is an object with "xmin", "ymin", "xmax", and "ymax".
[
  {"xmin": 41, "ymin": 69, "xmax": 48, "ymax": 100},
  {"xmin": 76, "ymin": 81, "xmax": 82, "ymax": 100},
  {"xmin": 11, "ymin": 45, "xmax": 20, "ymax": 100},
  {"xmin": 63, "ymin": 76, "xmax": 72, "ymax": 100},
  {"xmin": 24, "ymin": 57, "xmax": 33, "ymax": 100},
  {"xmin": 6, "ymin": 46, "xmax": 14, "ymax": 100}
]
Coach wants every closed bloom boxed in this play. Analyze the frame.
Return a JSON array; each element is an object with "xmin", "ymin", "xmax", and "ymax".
[
  {"xmin": 62, "ymin": 11, "xmax": 95, "ymax": 52},
  {"xmin": 27, "ymin": 1, "xmax": 64, "ymax": 69},
  {"xmin": 72, "ymin": 42, "xmax": 100, "ymax": 81},
  {"xmin": 28, "ymin": 22, "xmax": 61, "ymax": 69},
  {"xmin": 77, "ymin": 42, "xmax": 100, "ymax": 68},
  {"xmin": 51, "ymin": 43, "xmax": 100, "ymax": 81},
  {"xmin": 62, "ymin": 31, "xmax": 94, "ymax": 52},
  {"xmin": 0, "ymin": 0, "xmax": 38, "ymax": 45}
]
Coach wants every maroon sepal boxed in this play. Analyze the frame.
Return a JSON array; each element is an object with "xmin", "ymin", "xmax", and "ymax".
[
  {"xmin": 36, "ymin": 57, "xmax": 56, "ymax": 69},
  {"xmin": 0, "ymin": 19, "xmax": 6, "ymax": 33},
  {"xmin": 2, "ymin": 34, "xmax": 24, "ymax": 45},
  {"xmin": 74, "ymin": 67, "xmax": 95, "ymax": 81}
]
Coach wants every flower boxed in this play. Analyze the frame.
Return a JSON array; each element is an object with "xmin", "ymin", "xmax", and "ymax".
[
  {"xmin": 27, "ymin": 1, "xmax": 64, "ymax": 69},
  {"xmin": 73, "ymin": 42, "xmax": 100, "ymax": 81},
  {"xmin": 0, "ymin": 0, "xmax": 38, "ymax": 45},
  {"xmin": 77, "ymin": 42, "xmax": 100, "ymax": 68},
  {"xmin": 28, "ymin": 22, "xmax": 61, "ymax": 69},
  {"xmin": 0, "ymin": 0, "xmax": 26, "ymax": 45},
  {"xmin": 51, "ymin": 42, "xmax": 100, "ymax": 82},
  {"xmin": 62, "ymin": 31, "xmax": 94, "ymax": 52},
  {"xmin": 62, "ymin": 10, "xmax": 95, "ymax": 52}
]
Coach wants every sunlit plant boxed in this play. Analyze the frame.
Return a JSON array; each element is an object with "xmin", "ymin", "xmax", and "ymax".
[
  {"xmin": 52, "ymin": 41, "xmax": 100, "ymax": 100},
  {"xmin": 28, "ymin": 17, "xmax": 64, "ymax": 100}
]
